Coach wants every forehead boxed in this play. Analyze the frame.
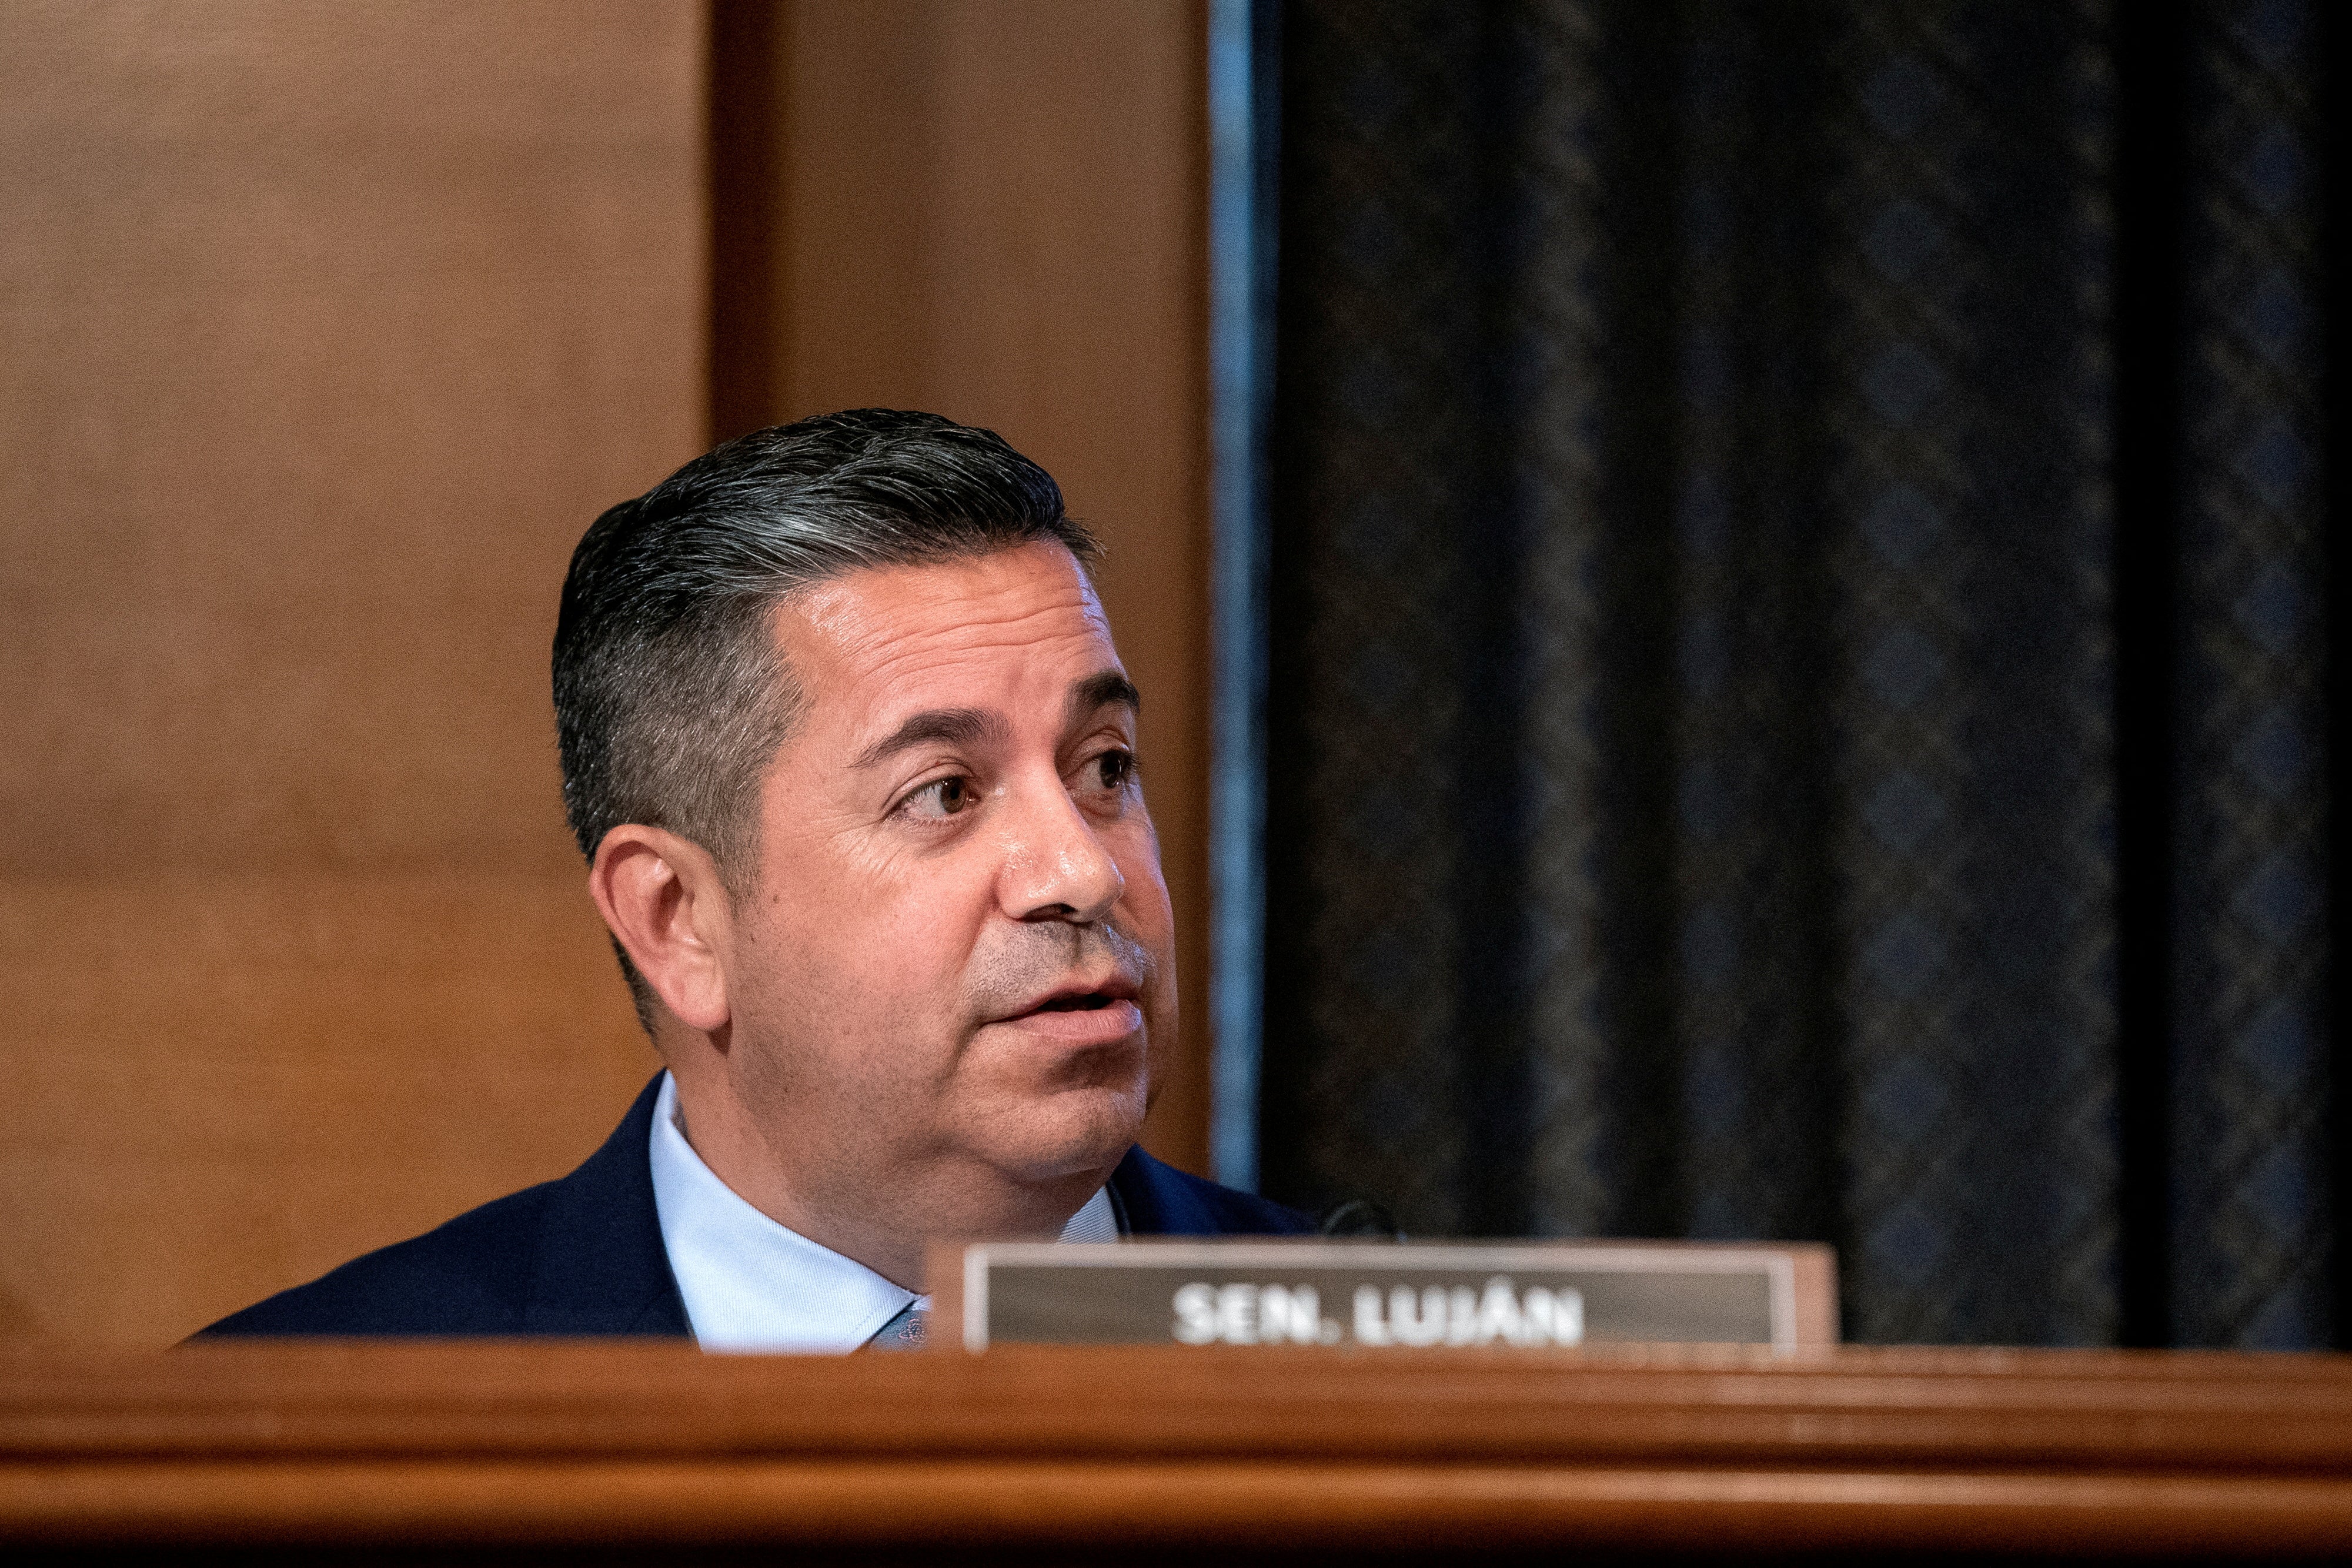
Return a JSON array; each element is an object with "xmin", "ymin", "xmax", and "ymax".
[{"xmin": 772, "ymin": 542, "xmax": 1121, "ymax": 720}]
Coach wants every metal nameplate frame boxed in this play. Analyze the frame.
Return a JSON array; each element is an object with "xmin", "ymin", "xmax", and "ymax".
[{"xmin": 940, "ymin": 1239, "xmax": 1837, "ymax": 1353}]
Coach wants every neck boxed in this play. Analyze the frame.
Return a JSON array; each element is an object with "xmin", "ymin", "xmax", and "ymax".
[{"xmin": 662, "ymin": 1066, "xmax": 1102, "ymax": 1291}]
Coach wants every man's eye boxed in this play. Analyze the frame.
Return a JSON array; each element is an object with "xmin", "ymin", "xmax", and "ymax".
[
  {"xmin": 904, "ymin": 775, "xmax": 976, "ymax": 820},
  {"xmin": 1090, "ymin": 750, "xmax": 1137, "ymax": 791}
]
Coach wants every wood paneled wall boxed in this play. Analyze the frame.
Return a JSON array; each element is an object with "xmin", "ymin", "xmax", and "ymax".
[
  {"xmin": 0, "ymin": 2, "xmax": 704, "ymax": 1345},
  {"xmin": 0, "ymin": 1, "xmax": 1214, "ymax": 1346},
  {"xmin": 710, "ymin": 0, "xmax": 1216, "ymax": 1172}
]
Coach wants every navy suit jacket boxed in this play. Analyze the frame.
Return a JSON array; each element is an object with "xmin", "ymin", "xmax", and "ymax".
[{"xmin": 201, "ymin": 1074, "xmax": 1314, "ymax": 1338}]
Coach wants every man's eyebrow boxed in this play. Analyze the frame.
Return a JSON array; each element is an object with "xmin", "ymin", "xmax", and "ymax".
[
  {"xmin": 1067, "ymin": 670, "xmax": 1141, "ymax": 728},
  {"xmin": 853, "ymin": 708, "xmax": 1008, "ymax": 768}
]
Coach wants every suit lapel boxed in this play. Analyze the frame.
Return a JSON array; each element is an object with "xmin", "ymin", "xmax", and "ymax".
[
  {"xmin": 523, "ymin": 1073, "xmax": 693, "ymax": 1336},
  {"xmin": 1107, "ymin": 1144, "xmax": 1211, "ymax": 1235}
]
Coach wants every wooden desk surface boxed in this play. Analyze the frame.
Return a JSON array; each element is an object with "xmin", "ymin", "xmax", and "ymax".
[{"xmin": 6, "ymin": 1342, "xmax": 2352, "ymax": 1556}]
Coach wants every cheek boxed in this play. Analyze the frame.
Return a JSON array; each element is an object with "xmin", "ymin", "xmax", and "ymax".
[
  {"xmin": 739, "ymin": 849, "xmax": 997, "ymax": 1032},
  {"xmin": 1110, "ymin": 821, "xmax": 1176, "ymax": 941},
  {"xmin": 1110, "ymin": 823, "xmax": 1179, "ymax": 1048}
]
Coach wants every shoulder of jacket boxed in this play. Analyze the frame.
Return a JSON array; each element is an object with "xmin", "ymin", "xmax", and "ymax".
[
  {"xmin": 1114, "ymin": 1146, "xmax": 1319, "ymax": 1236},
  {"xmin": 193, "ymin": 1180, "xmax": 559, "ymax": 1338}
]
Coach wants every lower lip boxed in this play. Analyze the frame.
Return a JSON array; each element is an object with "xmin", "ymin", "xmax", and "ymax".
[{"xmin": 993, "ymin": 998, "xmax": 1144, "ymax": 1047}]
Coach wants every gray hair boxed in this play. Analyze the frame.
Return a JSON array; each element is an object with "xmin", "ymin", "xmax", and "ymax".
[{"xmin": 552, "ymin": 409, "xmax": 1101, "ymax": 1019}]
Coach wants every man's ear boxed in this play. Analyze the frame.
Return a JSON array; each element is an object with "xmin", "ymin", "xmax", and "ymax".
[{"xmin": 587, "ymin": 825, "xmax": 734, "ymax": 1035}]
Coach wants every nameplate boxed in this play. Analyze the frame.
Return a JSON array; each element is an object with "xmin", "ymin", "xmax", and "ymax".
[{"xmin": 936, "ymin": 1239, "xmax": 1836, "ymax": 1353}]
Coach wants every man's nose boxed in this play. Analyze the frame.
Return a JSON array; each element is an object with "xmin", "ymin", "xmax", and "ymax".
[{"xmin": 997, "ymin": 772, "xmax": 1124, "ymax": 925}]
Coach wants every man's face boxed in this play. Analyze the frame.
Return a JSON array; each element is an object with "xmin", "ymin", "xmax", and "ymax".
[{"xmin": 719, "ymin": 541, "xmax": 1172, "ymax": 1209}]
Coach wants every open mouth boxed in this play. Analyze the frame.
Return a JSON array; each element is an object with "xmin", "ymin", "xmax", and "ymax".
[
  {"xmin": 994, "ymin": 977, "xmax": 1142, "ymax": 1043},
  {"xmin": 1033, "ymin": 992, "xmax": 1117, "ymax": 1013},
  {"xmin": 997, "ymin": 984, "xmax": 1143, "ymax": 1044}
]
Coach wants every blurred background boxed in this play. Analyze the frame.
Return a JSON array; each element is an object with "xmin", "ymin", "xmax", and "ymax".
[{"xmin": 0, "ymin": 1, "xmax": 2339, "ymax": 1352}]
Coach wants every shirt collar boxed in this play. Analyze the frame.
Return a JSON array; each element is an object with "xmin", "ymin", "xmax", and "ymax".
[{"xmin": 646, "ymin": 1070, "xmax": 1117, "ymax": 1351}]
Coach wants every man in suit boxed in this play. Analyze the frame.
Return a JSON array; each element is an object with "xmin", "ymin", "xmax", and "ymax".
[{"xmin": 205, "ymin": 410, "xmax": 1311, "ymax": 1348}]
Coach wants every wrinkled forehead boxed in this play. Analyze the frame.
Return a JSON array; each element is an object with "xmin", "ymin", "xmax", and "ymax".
[{"xmin": 769, "ymin": 542, "xmax": 1124, "ymax": 734}]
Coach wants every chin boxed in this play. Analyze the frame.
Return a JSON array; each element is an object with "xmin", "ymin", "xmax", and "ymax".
[{"xmin": 977, "ymin": 1083, "xmax": 1147, "ymax": 1184}]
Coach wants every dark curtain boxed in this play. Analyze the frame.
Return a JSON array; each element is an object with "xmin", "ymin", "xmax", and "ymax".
[{"xmin": 1259, "ymin": 0, "xmax": 2341, "ymax": 1347}]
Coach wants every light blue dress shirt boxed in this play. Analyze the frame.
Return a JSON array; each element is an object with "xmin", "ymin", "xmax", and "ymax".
[{"xmin": 646, "ymin": 1071, "xmax": 1119, "ymax": 1351}]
